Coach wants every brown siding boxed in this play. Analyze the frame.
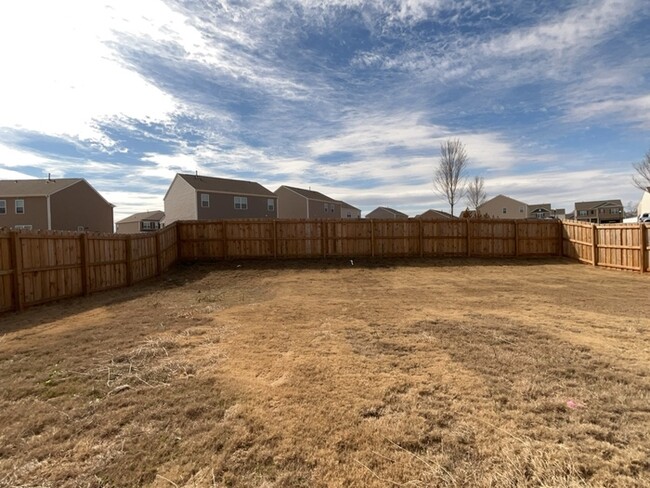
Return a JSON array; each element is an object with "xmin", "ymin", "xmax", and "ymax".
[
  {"xmin": 0, "ymin": 196, "xmax": 48, "ymax": 230},
  {"xmin": 275, "ymin": 187, "xmax": 308, "ymax": 218},
  {"xmin": 164, "ymin": 177, "xmax": 197, "ymax": 224},
  {"xmin": 196, "ymin": 192, "xmax": 277, "ymax": 220},
  {"xmin": 50, "ymin": 182, "xmax": 114, "ymax": 233},
  {"xmin": 308, "ymin": 199, "xmax": 340, "ymax": 219}
]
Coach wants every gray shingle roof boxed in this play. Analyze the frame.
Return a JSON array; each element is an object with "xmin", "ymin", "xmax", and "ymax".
[
  {"xmin": 116, "ymin": 210, "xmax": 165, "ymax": 224},
  {"xmin": 278, "ymin": 185, "xmax": 340, "ymax": 203},
  {"xmin": 178, "ymin": 174, "xmax": 275, "ymax": 196},
  {"xmin": 574, "ymin": 200, "xmax": 623, "ymax": 211},
  {"xmin": 0, "ymin": 178, "xmax": 83, "ymax": 197}
]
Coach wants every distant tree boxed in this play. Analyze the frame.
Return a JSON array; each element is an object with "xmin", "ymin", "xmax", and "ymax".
[
  {"xmin": 625, "ymin": 200, "xmax": 638, "ymax": 218},
  {"xmin": 632, "ymin": 151, "xmax": 650, "ymax": 191},
  {"xmin": 466, "ymin": 175, "xmax": 487, "ymax": 211},
  {"xmin": 433, "ymin": 139, "xmax": 468, "ymax": 217}
]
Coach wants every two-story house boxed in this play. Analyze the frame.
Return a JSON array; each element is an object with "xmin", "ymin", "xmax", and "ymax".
[
  {"xmin": 163, "ymin": 174, "xmax": 277, "ymax": 224},
  {"xmin": 0, "ymin": 178, "xmax": 114, "ymax": 232},
  {"xmin": 116, "ymin": 210, "xmax": 165, "ymax": 234},
  {"xmin": 574, "ymin": 200, "xmax": 624, "ymax": 224},
  {"xmin": 274, "ymin": 186, "xmax": 342, "ymax": 219},
  {"xmin": 478, "ymin": 195, "xmax": 528, "ymax": 219}
]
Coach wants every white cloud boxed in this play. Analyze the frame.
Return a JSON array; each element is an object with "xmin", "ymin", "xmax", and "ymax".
[{"xmin": 566, "ymin": 94, "xmax": 650, "ymax": 128}]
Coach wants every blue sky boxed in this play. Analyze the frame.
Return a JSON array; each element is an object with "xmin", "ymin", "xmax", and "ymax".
[{"xmin": 1, "ymin": 0, "xmax": 649, "ymax": 220}]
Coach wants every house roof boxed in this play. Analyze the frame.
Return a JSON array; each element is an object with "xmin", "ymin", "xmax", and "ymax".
[
  {"xmin": 116, "ymin": 210, "xmax": 165, "ymax": 224},
  {"xmin": 0, "ymin": 178, "xmax": 83, "ymax": 197},
  {"xmin": 176, "ymin": 173, "xmax": 276, "ymax": 197},
  {"xmin": 528, "ymin": 203, "xmax": 551, "ymax": 212},
  {"xmin": 368, "ymin": 207, "xmax": 409, "ymax": 218},
  {"xmin": 0, "ymin": 178, "xmax": 114, "ymax": 207},
  {"xmin": 416, "ymin": 209, "xmax": 456, "ymax": 219},
  {"xmin": 339, "ymin": 200, "xmax": 360, "ymax": 211},
  {"xmin": 277, "ymin": 185, "xmax": 340, "ymax": 203},
  {"xmin": 575, "ymin": 199, "xmax": 623, "ymax": 211}
]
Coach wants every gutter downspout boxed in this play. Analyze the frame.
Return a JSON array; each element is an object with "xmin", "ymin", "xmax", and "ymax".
[{"xmin": 46, "ymin": 195, "xmax": 52, "ymax": 230}]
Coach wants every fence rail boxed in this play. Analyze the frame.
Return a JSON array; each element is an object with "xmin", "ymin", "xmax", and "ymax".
[{"xmin": 0, "ymin": 219, "xmax": 647, "ymax": 313}]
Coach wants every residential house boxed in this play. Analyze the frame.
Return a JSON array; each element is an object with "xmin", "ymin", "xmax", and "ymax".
[
  {"xmin": 0, "ymin": 178, "xmax": 114, "ymax": 232},
  {"xmin": 416, "ymin": 209, "xmax": 456, "ymax": 220},
  {"xmin": 574, "ymin": 200, "xmax": 624, "ymax": 224},
  {"xmin": 527, "ymin": 203, "xmax": 565, "ymax": 220},
  {"xmin": 274, "ymin": 185, "xmax": 341, "ymax": 219},
  {"xmin": 365, "ymin": 207, "xmax": 409, "ymax": 219},
  {"xmin": 637, "ymin": 187, "xmax": 650, "ymax": 217},
  {"xmin": 478, "ymin": 195, "xmax": 528, "ymax": 219},
  {"xmin": 163, "ymin": 173, "xmax": 277, "ymax": 223},
  {"xmin": 116, "ymin": 210, "xmax": 165, "ymax": 234},
  {"xmin": 340, "ymin": 201, "xmax": 361, "ymax": 219}
]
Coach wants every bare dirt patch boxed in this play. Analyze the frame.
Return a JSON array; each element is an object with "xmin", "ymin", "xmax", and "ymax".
[{"xmin": 1, "ymin": 259, "xmax": 649, "ymax": 487}]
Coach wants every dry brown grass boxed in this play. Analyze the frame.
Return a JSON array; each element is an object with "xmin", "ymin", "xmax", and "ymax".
[{"xmin": 0, "ymin": 258, "xmax": 649, "ymax": 487}]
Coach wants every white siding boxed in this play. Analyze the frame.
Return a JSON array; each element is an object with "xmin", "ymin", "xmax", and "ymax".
[{"xmin": 164, "ymin": 176, "xmax": 197, "ymax": 224}]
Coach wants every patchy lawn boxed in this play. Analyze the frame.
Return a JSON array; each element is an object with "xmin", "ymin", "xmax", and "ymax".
[{"xmin": 0, "ymin": 259, "xmax": 649, "ymax": 487}]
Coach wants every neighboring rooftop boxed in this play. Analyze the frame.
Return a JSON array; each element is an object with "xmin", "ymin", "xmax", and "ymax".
[
  {"xmin": 277, "ymin": 185, "xmax": 340, "ymax": 203},
  {"xmin": 339, "ymin": 200, "xmax": 360, "ymax": 210},
  {"xmin": 574, "ymin": 200, "xmax": 623, "ymax": 211},
  {"xmin": 0, "ymin": 178, "xmax": 83, "ymax": 197},
  {"xmin": 175, "ymin": 173, "xmax": 275, "ymax": 196},
  {"xmin": 116, "ymin": 210, "xmax": 165, "ymax": 224}
]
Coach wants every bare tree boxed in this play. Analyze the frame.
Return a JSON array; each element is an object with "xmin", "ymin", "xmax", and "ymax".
[
  {"xmin": 466, "ymin": 175, "xmax": 487, "ymax": 211},
  {"xmin": 433, "ymin": 139, "xmax": 468, "ymax": 217},
  {"xmin": 632, "ymin": 151, "xmax": 650, "ymax": 190}
]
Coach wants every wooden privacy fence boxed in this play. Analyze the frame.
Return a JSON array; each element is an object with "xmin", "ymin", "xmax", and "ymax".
[
  {"xmin": 562, "ymin": 221, "xmax": 649, "ymax": 273},
  {"xmin": 0, "ymin": 224, "xmax": 178, "ymax": 313},
  {"xmin": 177, "ymin": 219, "xmax": 562, "ymax": 260},
  {"xmin": 1, "ymin": 218, "xmax": 647, "ymax": 313}
]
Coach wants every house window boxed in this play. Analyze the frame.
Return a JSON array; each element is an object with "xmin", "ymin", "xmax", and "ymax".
[
  {"xmin": 267, "ymin": 199, "xmax": 275, "ymax": 211},
  {"xmin": 519, "ymin": 207, "xmax": 524, "ymax": 213},
  {"xmin": 347, "ymin": 212, "xmax": 352, "ymax": 218},
  {"xmin": 578, "ymin": 210, "xmax": 587, "ymax": 216},
  {"xmin": 15, "ymin": 199, "xmax": 25, "ymax": 214},
  {"xmin": 324, "ymin": 203, "xmax": 329, "ymax": 212},
  {"xmin": 14, "ymin": 224, "xmax": 32, "ymax": 230},
  {"xmin": 77, "ymin": 226, "xmax": 85, "ymax": 232},
  {"xmin": 502, "ymin": 207, "xmax": 507, "ymax": 214},
  {"xmin": 234, "ymin": 196, "xmax": 248, "ymax": 210},
  {"xmin": 200, "ymin": 193, "xmax": 210, "ymax": 208},
  {"xmin": 0, "ymin": 200, "xmax": 5, "ymax": 215},
  {"xmin": 141, "ymin": 221, "xmax": 159, "ymax": 231},
  {"xmin": 331, "ymin": 204, "xmax": 335, "ymax": 213}
]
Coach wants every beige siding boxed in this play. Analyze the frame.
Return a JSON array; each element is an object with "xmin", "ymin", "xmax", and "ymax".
[
  {"xmin": 115, "ymin": 221, "xmax": 140, "ymax": 234},
  {"xmin": 479, "ymin": 195, "xmax": 528, "ymax": 219},
  {"xmin": 637, "ymin": 191, "xmax": 650, "ymax": 216},
  {"xmin": 164, "ymin": 176, "xmax": 198, "ymax": 224},
  {"xmin": 275, "ymin": 186, "xmax": 308, "ymax": 218},
  {"xmin": 51, "ymin": 182, "xmax": 114, "ymax": 232},
  {"xmin": 0, "ymin": 196, "xmax": 48, "ymax": 230}
]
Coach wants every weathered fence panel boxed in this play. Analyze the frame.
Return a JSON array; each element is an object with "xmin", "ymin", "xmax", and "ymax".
[
  {"xmin": 0, "ymin": 234, "xmax": 15, "ymax": 312},
  {"xmin": 562, "ymin": 221, "xmax": 594, "ymax": 264}
]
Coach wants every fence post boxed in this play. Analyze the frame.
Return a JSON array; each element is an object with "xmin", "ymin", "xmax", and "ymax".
[
  {"xmin": 222, "ymin": 221, "xmax": 228, "ymax": 259},
  {"xmin": 155, "ymin": 231, "xmax": 163, "ymax": 276},
  {"xmin": 175, "ymin": 222, "xmax": 183, "ymax": 262},
  {"xmin": 124, "ymin": 235, "xmax": 134, "ymax": 286},
  {"xmin": 558, "ymin": 220, "xmax": 564, "ymax": 257},
  {"xmin": 419, "ymin": 219, "xmax": 424, "ymax": 257},
  {"xmin": 591, "ymin": 224, "xmax": 598, "ymax": 267},
  {"xmin": 9, "ymin": 232, "xmax": 24, "ymax": 311},
  {"xmin": 640, "ymin": 223, "xmax": 647, "ymax": 273},
  {"xmin": 80, "ymin": 232, "xmax": 90, "ymax": 296},
  {"xmin": 514, "ymin": 221, "xmax": 519, "ymax": 257},
  {"xmin": 273, "ymin": 220, "xmax": 278, "ymax": 259},
  {"xmin": 370, "ymin": 220, "xmax": 375, "ymax": 257},
  {"xmin": 466, "ymin": 219, "xmax": 471, "ymax": 257}
]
